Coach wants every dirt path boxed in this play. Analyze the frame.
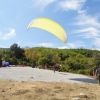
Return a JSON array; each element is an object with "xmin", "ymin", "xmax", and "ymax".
[{"xmin": 0, "ymin": 67, "xmax": 98, "ymax": 84}]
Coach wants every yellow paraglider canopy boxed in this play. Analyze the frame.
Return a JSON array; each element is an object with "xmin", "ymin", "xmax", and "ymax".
[{"xmin": 27, "ymin": 18, "xmax": 67, "ymax": 43}]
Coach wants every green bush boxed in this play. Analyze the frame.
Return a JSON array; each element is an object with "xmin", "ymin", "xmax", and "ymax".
[
  {"xmin": 84, "ymin": 69, "xmax": 92, "ymax": 75},
  {"xmin": 77, "ymin": 70, "xmax": 85, "ymax": 74},
  {"xmin": 60, "ymin": 65, "xmax": 70, "ymax": 72},
  {"xmin": 77, "ymin": 69, "xmax": 92, "ymax": 75},
  {"xmin": 38, "ymin": 57, "xmax": 49, "ymax": 65}
]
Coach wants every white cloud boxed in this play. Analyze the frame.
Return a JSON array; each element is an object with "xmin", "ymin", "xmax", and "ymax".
[
  {"xmin": 58, "ymin": 46, "xmax": 68, "ymax": 49},
  {"xmin": 32, "ymin": 0, "xmax": 86, "ymax": 12},
  {"xmin": 59, "ymin": 0, "xmax": 86, "ymax": 11},
  {"xmin": 32, "ymin": 0, "xmax": 55, "ymax": 10},
  {"xmin": 74, "ymin": 14, "xmax": 100, "ymax": 27},
  {"xmin": 0, "ymin": 28, "xmax": 16, "ymax": 40},
  {"xmin": 72, "ymin": 9, "xmax": 100, "ymax": 39},
  {"xmin": 23, "ymin": 42, "xmax": 55, "ymax": 48},
  {"xmin": 38, "ymin": 43, "xmax": 55, "ymax": 47},
  {"xmin": 67, "ymin": 43, "xmax": 76, "ymax": 48},
  {"xmin": 92, "ymin": 37, "xmax": 100, "ymax": 48},
  {"xmin": 68, "ymin": 41, "xmax": 85, "ymax": 48},
  {"xmin": 74, "ymin": 27, "xmax": 100, "ymax": 38},
  {"xmin": 58, "ymin": 41, "xmax": 85, "ymax": 49},
  {"xmin": 23, "ymin": 41, "xmax": 84, "ymax": 49}
]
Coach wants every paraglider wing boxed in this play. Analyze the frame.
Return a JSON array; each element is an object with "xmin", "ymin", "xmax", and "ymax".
[{"xmin": 27, "ymin": 18, "xmax": 67, "ymax": 43}]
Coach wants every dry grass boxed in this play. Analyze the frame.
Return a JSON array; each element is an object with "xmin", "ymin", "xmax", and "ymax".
[{"xmin": 0, "ymin": 80, "xmax": 100, "ymax": 100}]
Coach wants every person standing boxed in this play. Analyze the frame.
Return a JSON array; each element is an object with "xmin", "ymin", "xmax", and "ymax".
[
  {"xmin": 96, "ymin": 67, "xmax": 100, "ymax": 85},
  {"xmin": 92, "ymin": 66, "xmax": 97, "ymax": 78},
  {"xmin": 45, "ymin": 63, "xmax": 48, "ymax": 69}
]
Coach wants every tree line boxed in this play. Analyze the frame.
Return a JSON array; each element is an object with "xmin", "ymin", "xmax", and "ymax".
[{"xmin": 0, "ymin": 43, "xmax": 100, "ymax": 75}]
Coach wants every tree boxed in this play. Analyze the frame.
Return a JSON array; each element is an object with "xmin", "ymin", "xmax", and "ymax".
[
  {"xmin": 52, "ymin": 54, "xmax": 61, "ymax": 64},
  {"xmin": 10, "ymin": 43, "xmax": 24, "ymax": 59},
  {"xmin": 10, "ymin": 56, "xmax": 18, "ymax": 65}
]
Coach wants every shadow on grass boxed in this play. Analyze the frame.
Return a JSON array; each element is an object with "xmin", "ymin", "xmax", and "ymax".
[{"xmin": 70, "ymin": 78, "xmax": 98, "ymax": 84}]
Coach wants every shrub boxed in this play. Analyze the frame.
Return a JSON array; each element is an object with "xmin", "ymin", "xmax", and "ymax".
[
  {"xmin": 60, "ymin": 64, "xmax": 70, "ymax": 72},
  {"xmin": 77, "ymin": 69, "xmax": 92, "ymax": 75},
  {"xmin": 84, "ymin": 69, "xmax": 93, "ymax": 75},
  {"xmin": 38, "ymin": 57, "xmax": 49, "ymax": 65},
  {"xmin": 77, "ymin": 70, "xmax": 85, "ymax": 74}
]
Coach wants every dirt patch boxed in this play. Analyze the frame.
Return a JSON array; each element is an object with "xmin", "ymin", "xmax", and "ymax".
[{"xmin": 0, "ymin": 80, "xmax": 100, "ymax": 100}]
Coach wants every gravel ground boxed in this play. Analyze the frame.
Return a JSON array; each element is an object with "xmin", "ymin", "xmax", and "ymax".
[{"xmin": 0, "ymin": 67, "xmax": 98, "ymax": 84}]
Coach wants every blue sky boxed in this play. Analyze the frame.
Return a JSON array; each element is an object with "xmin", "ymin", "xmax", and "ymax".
[{"xmin": 0, "ymin": 0, "xmax": 100, "ymax": 50}]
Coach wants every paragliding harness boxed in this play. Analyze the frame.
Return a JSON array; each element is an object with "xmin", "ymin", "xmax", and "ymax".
[{"xmin": 54, "ymin": 64, "xmax": 60, "ymax": 73}]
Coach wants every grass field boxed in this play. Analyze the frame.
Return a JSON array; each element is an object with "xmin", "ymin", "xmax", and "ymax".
[{"xmin": 0, "ymin": 80, "xmax": 100, "ymax": 100}]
